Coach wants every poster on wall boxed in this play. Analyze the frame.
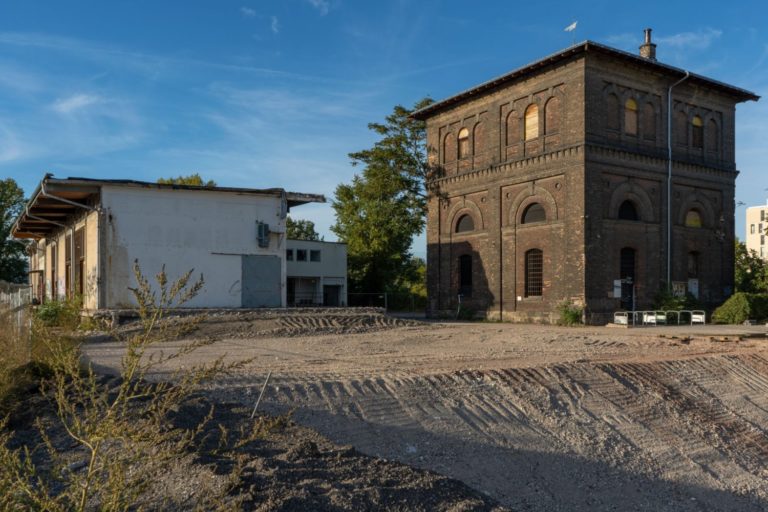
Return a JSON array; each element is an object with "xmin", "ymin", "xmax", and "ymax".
[
  {"xmin": 672, "ymin": 281, "xmax": 687, "ymax": 297},
  {"xmin": 687, "ymin": 278, "xmax": 699, "ymax": 299}
]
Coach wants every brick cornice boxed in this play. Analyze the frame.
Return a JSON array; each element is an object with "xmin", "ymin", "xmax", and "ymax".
[
  {"xmin": 429, "ymin": 144, "xmax": 583, "ymax": 187},
  {"xmin": 584, "ymin": 143, "xmax": 739, "ymax": 178}
]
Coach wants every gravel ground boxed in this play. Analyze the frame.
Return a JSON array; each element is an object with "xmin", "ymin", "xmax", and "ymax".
[{"xmin": 83, "ymin": 310, "xmax": 768, "ymax": 511}]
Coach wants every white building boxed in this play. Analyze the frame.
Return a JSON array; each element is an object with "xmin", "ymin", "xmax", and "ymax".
[
  {"xmin": 12, "ymin": 174, "xmax": 324, "ymax": 311},
  {"xmin": 285, "ymin": 240, "xmax": 347, "ymax": 306},
  {"xmin": 745, "ymin": 202, "xmax": 768, "ymax": 259}
]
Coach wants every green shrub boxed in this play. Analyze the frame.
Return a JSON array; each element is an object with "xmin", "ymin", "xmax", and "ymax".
[
  {"xmin": 653, "ymin": 286, "xmax": 701, "ymax": 311},
  {"xmin": 456, "ymin": 305, "xmax": 476, "ymax": 320},
  {"xmin": 35, "ymin": 297, "xmax": 82, "ymax": 328},
  {"xmin": 712, "ymin": 293, "xmax": 768, "ymax": 324},
  {"xmin": 557, "ymin": 301, "xmax": 583, "ymax": 326}
]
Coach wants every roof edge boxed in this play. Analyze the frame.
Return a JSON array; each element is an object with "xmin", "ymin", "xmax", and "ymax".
[{"xmin": 412, "ymin": 40, "xmax": 759, "ymax": 120}]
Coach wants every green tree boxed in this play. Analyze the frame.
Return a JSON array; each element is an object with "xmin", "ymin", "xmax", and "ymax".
[
  {"xmin": 286, "ymin": 217, "xmax": 322, "ymax": 241},
  {"xmin": 735, "ymin": 239, "xmax": 768, "ymax": 293},
  {"xmin": 157, "ymin": 173, "xmax": 216, "ymax": 187},
  {"xmin": 0, "ymin": 179, "xmax": 27, "ymax": 283},
  {"xmin": 331, "ymin": 98, "xmax": 434, "ymax": 292}
]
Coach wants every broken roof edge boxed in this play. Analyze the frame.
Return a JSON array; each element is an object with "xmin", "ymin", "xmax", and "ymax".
[
  {"xmin": 56, "ymin": 176, "xmax": 326, "ymax": 203},
  {"xmin": 412, "ymin": 40, "xmax": 759, "ymax": 120},
  {"xmin": 11, "ymin": 174, "xmax": 325, "ymax": 239}
]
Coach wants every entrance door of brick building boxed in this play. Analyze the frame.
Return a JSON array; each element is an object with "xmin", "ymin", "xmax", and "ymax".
[{"xmin": 620, "ymin": 248, "xmax": 636, "ymax": 310}]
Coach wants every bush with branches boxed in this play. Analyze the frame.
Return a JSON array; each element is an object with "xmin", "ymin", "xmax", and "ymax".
[{"xmin": 0, "ymin": 261, "xmax": 256, "ymax": 510}]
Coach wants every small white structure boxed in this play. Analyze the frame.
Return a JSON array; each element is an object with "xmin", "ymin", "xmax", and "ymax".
[
  {"xmin": 12, "ymin": 174, "xmax": 324, "ymax": 311},
  {"xmin": 285, "ymin": 240, "xmax": 347, "ymax": 306},
  {"xmin": 746, "ymin": 201, "xmax": 768, "ymax": 260}
]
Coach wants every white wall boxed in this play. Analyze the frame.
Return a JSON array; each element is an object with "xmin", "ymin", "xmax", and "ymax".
[
  {"xmin": 101, "ymin": 186, "xmax": 286, "ymax": 308},
  {"xmin": 286, "ymin": 240, "xmax": 347, "ymax": 304}
]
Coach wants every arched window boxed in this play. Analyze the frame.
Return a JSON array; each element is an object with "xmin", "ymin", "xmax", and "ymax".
[
  {"xmin": 505, "ymin": 110, "xmax": 519, "ymax": 145},
  {"xmin": 618, "ymin": 200, "xmax": 639, "ymax": 221},
  {"xmin": 688, "ymin": 251, "xmax": 700, "ymax": 278},
  {"xmin": 473, "ymin": 122, "xmax": 485, "ymax": 155},
  {"xmin": 706, "ymin": 119, "xmax": 718, "ymax": 152},
  {"xmin": 443, "ymin": 133, "xmax": 456, "ymax": 163},
  {"xmin": 545, "ymin": 97, "xmax": 560, "ymax": 135},
  {"xmin": 675, "ymin": 111, "xmax": 688, "ymax": 146},
  {"xmin": 455, "ymin": 214, "xmax": 475, "ymax": 233},
  {"xmin": 457, "ymin": 128, "xmax": 470, "ymax": 159},
  {"xmin": 685, "ymin": 209, "xmax": 702, "ymax": 228},
  {"xmin": 692, "ymin": 116, "xmax": 703, "ymax": 149},
  {"xmin": 524, "ymin": 104, "xmax": 539, "ymax": 141},
  {"xmin": 642, "ymin": 102, "xmax": 656, "ymax": 140},
  {"xmin": 525, "ymin": 249, "xmax": 543, "ymax": 297},
  {"xmin": 458, "ymin": 254, "xmax": 472, "ymax": 297},
  {"xmin": 606, "ymin": 94, "xmax": 620, "ymax": 131},
  {"xmin": 624, "ymin": 98, "xmax": 638, "ymax": 135},
  {"xmin": 521, "ymin": 203, "xmax": 546, "ymax": 224}
]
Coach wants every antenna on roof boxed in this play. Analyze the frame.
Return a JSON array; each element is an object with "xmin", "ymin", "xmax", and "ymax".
[{"xmin": 564, "ymin": 20, "xmax": 578, "ymax": 45}]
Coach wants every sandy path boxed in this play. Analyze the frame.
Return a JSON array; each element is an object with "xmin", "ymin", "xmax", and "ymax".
[{"xmin": 84, "ymin": 317, "xmax": 768, "ymax": 510}]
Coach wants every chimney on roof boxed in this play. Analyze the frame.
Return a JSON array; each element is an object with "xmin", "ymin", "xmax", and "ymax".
[{"xmin": 639, "ymin": 28, "xmax": 657, "ymax": 60}]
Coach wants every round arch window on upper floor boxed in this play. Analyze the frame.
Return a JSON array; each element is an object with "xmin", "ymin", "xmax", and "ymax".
[
  {"xmin": 443, "ymin": 132, "xmax": 456, "ymax": 163},
  {"xmin": 524, "ymin": 104, "xmax": 539, "ymax": 141},
  {"xmin": 618, "ymin": 200, "xmax": 640, "ymax": 221},
  {"xmin": 624, "ymin": 98, "xmax": 638, "ymax": 135},
  {"xmin": 642, "ymin": 102, "xmax": 656, "ymax": 140},
  {"xmin": 457, "ymin": 128, "xmax": 470, "ymax": 159},
  {"xmin": 455, "ymin": 214, "xmax": 475, "ymax": 233},
  {"xmin": 606, "ymin": 93, "xmax": 620, "ymax": 131},
  {"xmin": 685, "ymin": 209, "xmax": 703, "ymax": 228},
  {"xmin": 692, "ymin": 115, "xmax": 704, "ymax": 149},
  {"xmin": 544, "ymin": 96, "xmax": 560, "ymax": 135},
  {"xmin": 521, "ymin": 202, "xmax": 546, "ymax": 224},
  {"xmin": 706, "ymin": 119, "xmax": 718, "ymax": 152}
]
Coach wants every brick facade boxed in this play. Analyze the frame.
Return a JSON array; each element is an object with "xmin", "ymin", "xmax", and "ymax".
[{"xmin": 415, "ymin": 39, "xmax": 758, "ymax": 323}]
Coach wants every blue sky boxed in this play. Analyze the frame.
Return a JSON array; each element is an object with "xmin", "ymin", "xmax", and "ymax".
[{"xmin": 1, "ymin": 1, "xmax": 767, "ymax": 257}]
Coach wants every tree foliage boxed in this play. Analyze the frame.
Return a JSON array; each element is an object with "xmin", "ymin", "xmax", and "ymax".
[
  {"xmin": 734, "ymin": 239, "xmax": 768, "ymax": 293},
  {"xmin": 0, "ymin": 178, "xmax": 27, "ymax": 283},
  {"xmin": 331, "ymin": 98, "xmax": 434, "ymax": 292},
  {"xmin": 157, "ymin": 173, "xmax": 217, "ymax": 187},
  {"xmin": 286, "ymin": 217, "xmax": 322, "ymax": 241}
]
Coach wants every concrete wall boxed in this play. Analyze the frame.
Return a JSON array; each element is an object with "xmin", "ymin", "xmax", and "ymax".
[{"xmin": 100, "ymin": 186, "xmax": 286, "ymax": 309}]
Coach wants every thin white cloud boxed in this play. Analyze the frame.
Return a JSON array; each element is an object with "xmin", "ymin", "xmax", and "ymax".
[
  {"xmin": 656, "ymin": 28, "xmax": 722, "ymax": 50},
  {"xmin": 52, "ymin": 93, "xmax": 101, "ymax": 114},
  {"xmin": 0, "ymin": 124, "xmax": 24, "ymax": 163},
  {"xmin": 271, "ymin": 16, "xmax": 280, "ymax": 34},
  {"xmin": 306, "ymin": 0, "xmax": 330, "ymax": 16},
  {"xmin": 240, "ymin": 6, "xmax": 256, "ymax": 17}
]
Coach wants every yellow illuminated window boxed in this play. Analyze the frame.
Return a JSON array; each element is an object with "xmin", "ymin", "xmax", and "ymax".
[
  {"xmin": 525, "ymin": 104, "xmax": 539, "ymax": 141},
  {"xmin": 685, "ymin": 209, "xmax": 702, "ymax": 228}
]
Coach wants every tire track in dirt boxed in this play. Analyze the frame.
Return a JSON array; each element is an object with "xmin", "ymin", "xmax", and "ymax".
[{"xmin": 217, "ymin": 352, "xmax": 768, "ymax": 510}]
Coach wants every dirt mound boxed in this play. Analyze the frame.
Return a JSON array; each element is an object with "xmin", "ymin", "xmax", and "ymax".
[
  {"xmin": 2, "ymin": 389, "xmax": 506, "ymax": 511},
  {"xmin": 185, "ymin": 309, "xmax": 427, "ymax": 339}
]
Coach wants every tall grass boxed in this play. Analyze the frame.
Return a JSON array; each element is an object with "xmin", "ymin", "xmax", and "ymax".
[{"xmin": 0, "ymin": 261, "xmax": 253, "ymax": 511}]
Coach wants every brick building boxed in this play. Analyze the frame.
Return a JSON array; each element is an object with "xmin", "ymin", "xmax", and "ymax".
[{"xmin": 414, "ymin": 30, "xmax": 758, "ymax": 323}]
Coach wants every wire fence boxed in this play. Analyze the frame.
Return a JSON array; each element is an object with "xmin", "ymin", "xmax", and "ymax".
[
  {"xmin": 348, "ymin": 292, "xmax": 427, "ymax": 312},
  {"xmin": 0, "ymin": 280, "xmax": 33, "ymax": 365}
]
